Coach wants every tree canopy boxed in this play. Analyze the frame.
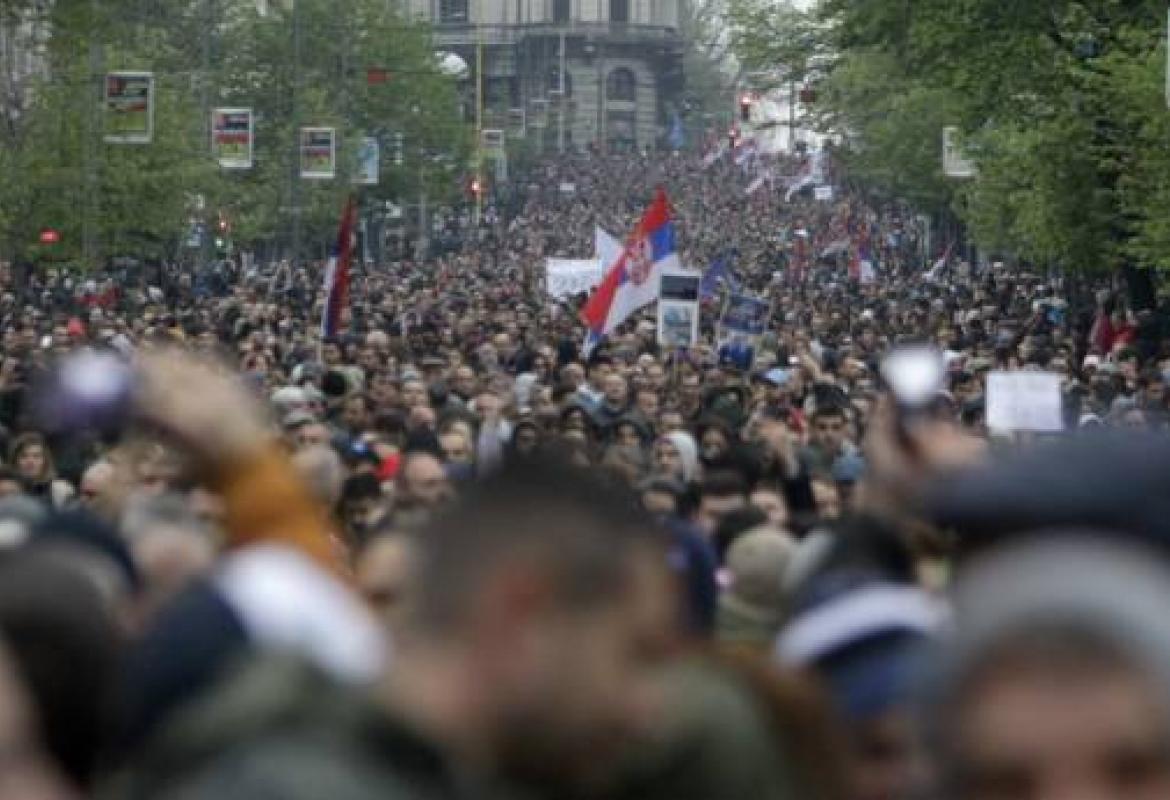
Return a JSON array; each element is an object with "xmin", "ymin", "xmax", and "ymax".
[
  {"xmin": 729, "ymin": 0, "xmax": 1170, "ymax": 272},
  {"xmin": 0, "ymin": 0, "xmax": 471, "ymax": 267}
]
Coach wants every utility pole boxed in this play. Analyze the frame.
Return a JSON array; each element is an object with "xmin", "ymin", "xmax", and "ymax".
[
  {"xmin": 474, "ymin": 0, "xmax": 484, "ymax": 227},
  {"xmin": 199, "ymin": 0, "xmax": 216, "ymax": 271},
  {"xmin": 557, "ymin": 29, "xmax": 566, "ymax": 153},
  {"xmin": 788, "ymin": 76, "xmax": 796, "ymax": 152},
  {"xmin": 290, "ymin": 0, "xmax": 303, "ymax": 269},
  {"xmin": 82, "ymin": 0, "xmax": 103, "ymax": 269}
]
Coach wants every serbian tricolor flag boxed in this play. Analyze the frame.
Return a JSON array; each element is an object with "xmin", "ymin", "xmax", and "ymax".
[
  {"xmin": 581, "ymin": 189, "xmax": 678, "ymax": 349},
  {"xmin": 320, "ymin": 195, "xmax": 357, "ymax": 339}
]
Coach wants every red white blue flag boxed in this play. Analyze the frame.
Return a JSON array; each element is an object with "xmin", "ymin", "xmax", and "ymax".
[
  {"xmin": 320, "ymin": 196, "xmax": 357, "ymax": 340},
  {"xmin": 581, "ymin": 189, "xmax": 679, "ymax": 347}
]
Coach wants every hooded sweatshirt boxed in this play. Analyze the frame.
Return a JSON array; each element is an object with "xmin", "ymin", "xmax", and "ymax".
[{"xmin": 663, "ymin": 431, "xmax": 700, "ymax": 484}]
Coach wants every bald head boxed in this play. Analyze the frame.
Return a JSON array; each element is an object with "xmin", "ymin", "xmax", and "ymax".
[{"xmin": 292, "ymin": 445, "xmax": 345, "ymax": 508}]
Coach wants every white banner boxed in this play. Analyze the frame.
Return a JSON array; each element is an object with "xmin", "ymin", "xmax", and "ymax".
[
  {"xmin": 546, "ymin": 258, "xmax": 602, "ymax": 299},
  {"xmin": 353, "ymin": 136, "xmax": 380, "ymax": 185},
  {"xmin": 943, "ymin": 126, "xmax": 977, "ymax": 178},
  {"xmin": 986, "ymin": 371, "xmax": 1063, "ymax": 433}
]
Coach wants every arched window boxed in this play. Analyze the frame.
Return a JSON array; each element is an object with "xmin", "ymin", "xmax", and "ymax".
[
  {"xmin": 553, "ymin": 0, "xmax": 570, "ymax": 22},
  {"xmin": 609, "ymin": 0, "xmax": 628, "ymax": 22},
  {"xmin": 606, "ymin": 68, "xmax": 635, "ymax": 101}
]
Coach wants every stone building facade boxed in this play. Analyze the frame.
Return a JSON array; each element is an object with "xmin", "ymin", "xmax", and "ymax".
[{"xmin": 408, "ymin": 0, "xmax": 684, "ymax": 152}]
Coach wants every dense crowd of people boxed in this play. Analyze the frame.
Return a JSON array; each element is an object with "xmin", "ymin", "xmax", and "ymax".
[{"xmin": 0, "ymin": 146, "xmax": 1167, "ymax": 800}]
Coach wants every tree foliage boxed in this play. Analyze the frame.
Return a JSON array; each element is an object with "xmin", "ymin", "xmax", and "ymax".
[
  {"xmin": 729, "ymin": 0, "xmax": 1170, "ymax": 271},
  {"xmin": 0, "ymin": 0, "xmax": 470, "ymax": 266}
]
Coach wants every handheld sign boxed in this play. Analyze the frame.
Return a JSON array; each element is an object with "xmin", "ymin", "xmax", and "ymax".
[
  {"xmin": 658, "ymin": 271, "xmax": 700, "ymax": 347},
  {"xmin": 986, "ymin": 371, "xmax": 1063, "ymax": 433}
]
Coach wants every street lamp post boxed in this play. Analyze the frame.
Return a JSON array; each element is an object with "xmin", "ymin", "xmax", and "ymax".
[
  {"xmin": 290, "ymin": 0, "xmax": 303, "ymax": 269},
  {"xmin": 474, "ymin": 0, "xmax": 484, "ymax": 227}
]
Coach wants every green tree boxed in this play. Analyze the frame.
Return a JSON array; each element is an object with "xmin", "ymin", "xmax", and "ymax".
[
  {"xmin": 730, "ymin": 0, "xmax": 1170, "ymax": 272},
  {"xmin": 0, "ymin": 0, "xmax": 471, "ymax": 266}
]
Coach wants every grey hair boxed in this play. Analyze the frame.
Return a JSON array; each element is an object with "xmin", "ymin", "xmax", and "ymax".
[{"xmin": 120, "ymin": 492, "xmax": 211, "ymax": 543}]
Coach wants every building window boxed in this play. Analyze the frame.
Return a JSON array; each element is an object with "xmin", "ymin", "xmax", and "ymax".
[
  {"xmin": 606, "ymin": 67, "xmax": 635, "ymax": 101},
  {"xmin": 439, "ymin": 0, "xmax": 468, "ymax": 22},
  {"xmin": 607, "ymin": 110, "xmax": 636, "ymax": 152},
  {"xmin": 553, "ymin": 0, "xmax": 570, "ymax": 22},
  {"xmin": 609, "ymin": 0, "xmax": 628, "ymax": 22},
  {"xmin": 548, "ymin": 67, "xmax": 573, "ymax": 97}
]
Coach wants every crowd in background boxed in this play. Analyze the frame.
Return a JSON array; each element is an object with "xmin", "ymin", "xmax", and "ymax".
[{"xmin": 0, "ymin": 148, "xmax": 1166, "ymax": 800}]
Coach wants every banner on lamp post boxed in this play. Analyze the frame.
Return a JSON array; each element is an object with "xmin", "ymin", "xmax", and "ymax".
[
  {"xmin": 104, "ymin": 72, "xmax": 154, "ymax": 144},
  {"xmin": 300, "ymin": 127, "xmax": 336, "ymax": 179},
  {"xmin": 942, "ymin": 126, "xmax": 977, "ymax": 178},
  {"xmin": 352, "ymin": 136, "xmax": 380, "ymax": 185},
  {"xmin": 211, "ymin": 108, "xmax": 253, "ymax": 169}
]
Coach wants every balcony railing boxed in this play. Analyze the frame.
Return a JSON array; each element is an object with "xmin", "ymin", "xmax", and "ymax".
[{"xmin": 432, "ymin": 21, "xmax": 679, "ymax": 47}]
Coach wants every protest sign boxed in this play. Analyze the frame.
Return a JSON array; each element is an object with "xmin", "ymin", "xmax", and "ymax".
[
  {"xmin": 546, "ymin": 258, "xmax": 601, "ymax": 299},
  {"xmin": 658, "ymin": 271, "xmax": 701, "ymax": 347},
  {"xmin": 720, "ymin": 293, "xmax": 772, "ymax": 341},
  {"xmin": 814, "ymin": 186, "xmax": 834, "ymax": 202},
  {"xmin": 104, "ymin": 72, "xmax": 153, "ymax": 144},
  {"xmin": 986, "ymin": 371, "xmax": 1063, "ymax": 433},
  {"xmin": 212, "ymin": 108, "xmax": 253, "ymax": 169}
]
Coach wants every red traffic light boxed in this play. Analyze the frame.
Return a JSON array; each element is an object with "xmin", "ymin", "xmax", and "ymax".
[
  {"xmin": 739, "ymin": 92, "xmax": 754, "ymax": 108},
  {"xmin": 217, "ymin": 218, "xmax": 229, "ymax": 233},
  {"xmin": 470, "ymin": 178, "xmax": 483, "ymax": 195},
  {"xmin": 39, "ymin": 229, "xmax": 59, "ymax": 245}
]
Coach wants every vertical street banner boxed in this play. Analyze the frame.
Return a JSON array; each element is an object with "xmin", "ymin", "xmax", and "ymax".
[
  {"xmin": 104, "ymin": 72, "xmax": 154, "ymax": 144},
  {"xmin": 942, "ymin": 126, "xmax": 977, "ymax": 178},
  {"xmin": 300, "ymin": 127, "xmax": 336, "ymax": 179},
  {"xmin": 211, "ymin": 108, "xmax": 253, "ymax": 169},
  {"xmin": 352, "ymin": 136, "xmax": 380, "ymax": 185}
]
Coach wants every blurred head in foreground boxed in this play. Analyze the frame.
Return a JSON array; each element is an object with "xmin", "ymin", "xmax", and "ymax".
[
  {"xmin": 925, "ymin": 538, "xmax": 1170, "ymax": 800},
  {"xmin": 0, "ymin": 635, "xmax": 77, "ymax": 800},
  {"xmin": 390, "ymin": 455, "xmax": 679, "ymax": 792}
]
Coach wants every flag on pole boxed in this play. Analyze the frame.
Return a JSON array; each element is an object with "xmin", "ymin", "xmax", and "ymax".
[
  {"xmin": 581, "ymin": 189, "xmax": 679, "ymax": 345},
  {"xmin": 925, "ymin": 241, "xmax": 955, "ymax": 281},
  {"xmin": 595, "ymin": 226, "xmax": 623, "ymax": 275},
  {"xmin": 746, "ymin": 170, "xmax": 771, "ymax": 196},
  {"xmin": 320, "ymin": 195, "xmax": 358, "ymax": 339},
  {"xmin": 700, "ymin": 252, "xmax": 739, "ymax": 300},
  {"xmin": 702, "ymin": 139, "xmax": 728, "ymax": 168}
]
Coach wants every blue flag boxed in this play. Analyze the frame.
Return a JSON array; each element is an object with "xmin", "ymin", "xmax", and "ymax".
[
  {"xmin": 668, "ymin": 112, "xmax": 685, "ymax": 150},
  {"xmin": 699, "ymin": 253, "xmax": 739, "ymax": 300}
]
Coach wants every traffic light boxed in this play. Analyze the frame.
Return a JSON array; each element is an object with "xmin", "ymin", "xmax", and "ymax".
[
  {"xmin": 739, "ymin": 92, "xmax": 754, "ymax": 123},
  {"xmin": 392, "ymin": 132, "xmax": 404, "ymax": 167},
  {"xmin": 216, "ymin": 215, "xmax": 230, "ymax": 235},
  {"xmin": 470, "ymin": 177, "xmax": 484, "ymax": 197},
  {"xmin": 728, "ymin": 127, "xmax": 740, "ymax": 149}
]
